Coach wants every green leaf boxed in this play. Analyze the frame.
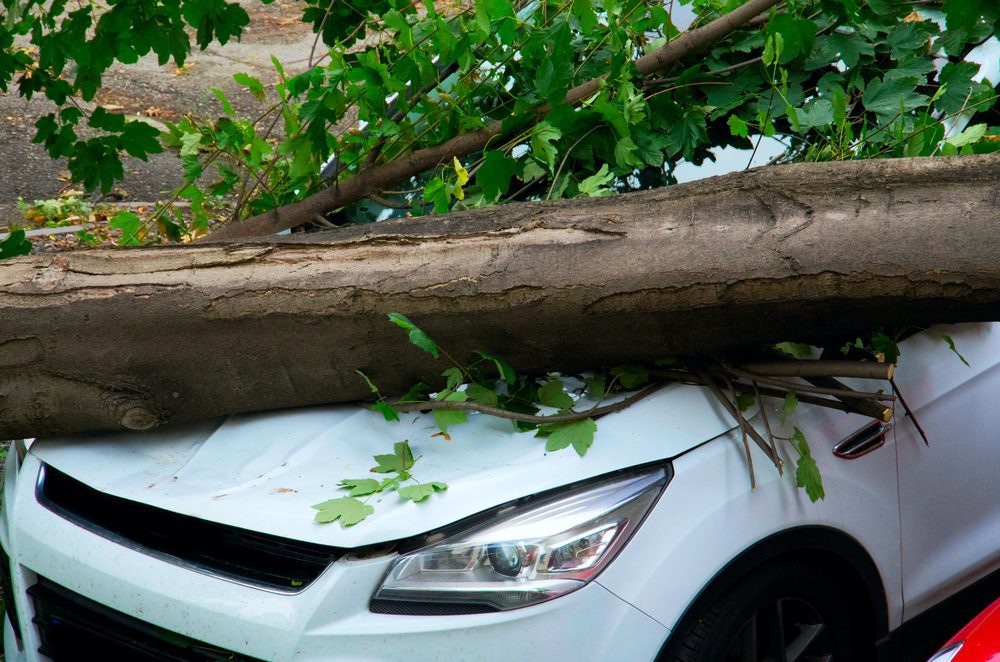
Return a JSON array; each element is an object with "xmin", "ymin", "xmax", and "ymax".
[
  {"xmin": 119, "ymin": 120, "xmax": 163, "ymax": 160},
  {"xmin": 727, "ymin": 114, "xmax": 749, "ymax": 138},
  {"xmin": 942, "ymin": 0, "xmax": 982, "ymax": 34},
  {"xmin": 611, "ymin": 364, "xmax": 648, "ymax": 389},
  {"xmin": 862, "ymin": 75, "xmax": 929, "ymax": 119},
  {"xmin": 542, "ymin": 418, "xmax": 597, "ymax": 456},
  {"xmin": 946, "ymin": 123, "xmax": 987, "ymax": 148},
  {"xmin": 474, "ymin": 350, "xmax": 516, "ymax": 384},
  {"xmin": 211, "ymin": 87, "xmax": 235, "ymax": 115},
  {"xmin": 372, "ymin": 401, "xmax": 400, "ymax": 422},
  {"xmin": 766, "ymin": 14, "xmax": 817, "ymax": 63},
  {"xmin": 398, "ymin": 482, "xmax": 448, "ymax": 502},
  {"xmin": 432, "ymin": 391, "xmax": 468, "ymax": 434},
  {"xmin": 372, "ymin": 440, "xmax": 416, "ymax": 473},
  {"xmin": 422, "ymin": 176, "xmax": 451, "ymax": 214},
  {"xmin": 387, "ymin": 313, "xmax": 440, "ymax": 359},
  {"xmin": 442, "ymin": 366, "xmax": 464, "ymax": 390},
  {"xmin": 939, "ymin": 333, "xmax": 970, "ymax": 367},
  {"xmin": 312, "ymin": 497, "xmax": 374, "ymax": 526},
  {"xmin": 577, "ymin": 164, "xmax": 614, "ymax": 197},
  {"xmin": 936, "ymin": 62, "xmax": 987, "ymax": 116},
  {"xmin": 780, "ymin": 391, "xmax": 798, "ymax": 424},
  {"xmin": 0, "ymin": 230, "xmax": 32, "ymax": 260},
  {"xmin": 736, "ymin": 393, "xmax": 757, "ymax": 412},
  {"xmin": 886, "ymin": 21, "xmax": 937, "ymax": 61},
  {"xmin": 233, "ymin": 72, "xmax": 266, "ymax": 100},
  {"xmin": 356, "ymin": 369, "xmax": 380, "ymax": 394},
  {"xmin": 477, "ymin": 151, "xmax": 518, "ymax": 203},
  {"xmin": 584, "ymin": 374, "xmax": 606, "ymax": 400},
  {"xmin": 89, "ymin": 106, "xmax": 126, "ymax": 132},
  {"xmin": 613, "ymin": 136, "xmax": 640, "ymax": 168},
  {"xmin": 466, "ymin": 382, "xmax": 498, "ymax": 406},
  {"xmin": 774, "ymin": 342, "xmax": 813, "ymax": 358},
  {"xmin": 793, "ymin": 98, "xmax": 834, "ymax": 131},
  {"xmin": 534, "ymin": 57, "xmax": 572, "ymax": 105},
  {"xmin": 530, "ymin": 121, "xmax": 562, "ymax": 173},
  {"xmin": 792, "ymin": 428, "xmax": 825, "ymax": 502},
  {"xmin": 538, "ymin": 379, "xmax": 574, "ymax": 410},
  {"xmin": 109, "ymin": 210, "xmax": 142, "ymax": 245},
  {"xmin": 339, "ymin": 478, "xmax": 382, "ymax": 497},
  {"xmin": 570, "ymin": 0, "xmax": 598, "ymax": 32},
  {"xmin": 870, "ymin": 331, "xmax": 899, "ymax": 364}
]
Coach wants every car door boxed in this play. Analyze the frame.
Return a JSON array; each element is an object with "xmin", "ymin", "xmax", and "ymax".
[{"xmin": 893, "ymin": 322, "xmax": 1000, "ymax": 620}]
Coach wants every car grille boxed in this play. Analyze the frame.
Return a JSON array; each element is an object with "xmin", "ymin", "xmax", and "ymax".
[
  {"xmin": 37, "ymin": 463, "xmax": 341, "ymax": 592},
  {"xmin": 0, "ymin": 544, "xmax": 24, "ymax": 647},
  {"xmin": 28, "ymin": 575, "xmax": 262, "ymax": 661}
]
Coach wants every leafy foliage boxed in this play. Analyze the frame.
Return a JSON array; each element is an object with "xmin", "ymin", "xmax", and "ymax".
[
  {"xmin": 4, "ymin": 0, "xmax": 997, "ymax": 237},
  {"xmin": 315, "ymin": 440, "xmax": 448, "ymax": 527}
]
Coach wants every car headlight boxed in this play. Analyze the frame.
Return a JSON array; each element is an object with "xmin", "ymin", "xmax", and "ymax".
[{"xmin": 372, "ymin": 466, "xmax": 669, "ymax": 613}]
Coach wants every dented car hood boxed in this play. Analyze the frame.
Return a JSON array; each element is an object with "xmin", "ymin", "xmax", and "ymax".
[{"xmin": 30, "ymin": 383, "xmax": 733, "ymax": 548}]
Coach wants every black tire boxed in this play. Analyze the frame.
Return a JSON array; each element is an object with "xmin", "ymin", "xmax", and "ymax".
[{"xmin": 662, "ymin": 561, "xmax": 870, "ymax": 662}]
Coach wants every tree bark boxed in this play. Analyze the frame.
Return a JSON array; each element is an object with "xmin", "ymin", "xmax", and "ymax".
[{"xmin": 2, "ymin": 154, "xmax": 998, "ymax": 439}]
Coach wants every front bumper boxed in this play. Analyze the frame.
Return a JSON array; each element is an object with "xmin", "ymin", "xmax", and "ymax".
[{"xmin": 2, "ymin": 454, "xmax": 668, "ymax": 661}]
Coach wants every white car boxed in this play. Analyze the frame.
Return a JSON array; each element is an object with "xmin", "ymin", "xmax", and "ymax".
[{"xmin": 2, "ymin": 323, "xmax": 999, "ymax": 661}]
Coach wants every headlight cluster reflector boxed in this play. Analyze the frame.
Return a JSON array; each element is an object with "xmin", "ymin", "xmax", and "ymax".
[{"xmin": 373, "ymin": 467, "xmax": 668, "ymax": 612}]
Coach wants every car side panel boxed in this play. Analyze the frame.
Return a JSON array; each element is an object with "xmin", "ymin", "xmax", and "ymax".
[
  {"xmin": 893, "ymin": 323, "xmax": 1000, "ymax": 621},
  {"xmin": 597, "ymin": 397, "xmax": 903, "ymax": 635}
]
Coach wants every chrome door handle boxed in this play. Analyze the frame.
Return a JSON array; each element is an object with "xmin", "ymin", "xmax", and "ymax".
[{"xmin": 833, "ymin": 421, "xmax": 893, "ymax": 459}]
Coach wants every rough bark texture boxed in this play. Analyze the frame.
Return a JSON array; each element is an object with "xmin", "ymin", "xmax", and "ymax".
[{"xmin": 2, "ymin": 154, "xmax": 998, "ymax": 439}]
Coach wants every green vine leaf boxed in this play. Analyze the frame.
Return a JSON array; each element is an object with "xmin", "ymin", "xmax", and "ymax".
[
  {"xmin": 338, "ymin": 478, "xmax": 382, "ymax": 497},
  {"xmin": 387, "ymin": 313, "xmax": 439, "ymax": 358},
  {"xmin": 540, "ymin": 418, "xmax": 597, "ymax": 456},
  {"xmin": 939, "ymin": 333, "xmax": 970, "ymax": 367},
  {"xmin": 372, "ymin": 440, "xmax": 416, "ymax": 474},
  {"xmin": 611, "ymin": 364, "xmax": 649, "ymax": 389},
  {"xmin": 312, "ymin": 497, "xmax": 375, "ymax": 526},
  {"xmin": 538, "ymin": 379, "xmax": 574, "ymax": 410},
  {"xmin": 780, "ymin": 392, "xmax": 798, "ymax": 424},
  {"xmin": 432, "ymin": 391, "xmax": 469, "ymax": 434},
  {"xmin": 792, "ymin": 428, "xmax": 825, "ymax": 502},
  {"xmin": 475, "ymin": 350, "xmax": 517, "ymax": 384},
  {"xmin": 398, "ymin": 482, "xmax": 449, "ymax": 502}
]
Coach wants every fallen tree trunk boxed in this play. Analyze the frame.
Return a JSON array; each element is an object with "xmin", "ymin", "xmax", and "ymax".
[{"xmin": 2, "ymin": 154, "xmax": 999, "ymax": 439}]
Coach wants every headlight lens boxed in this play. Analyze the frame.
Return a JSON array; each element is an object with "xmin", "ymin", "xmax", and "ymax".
[{"xmin": 372, "ymin": 467, "xmax": 668, "ymax": 612}]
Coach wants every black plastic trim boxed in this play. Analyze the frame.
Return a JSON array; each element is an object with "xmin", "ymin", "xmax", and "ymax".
[
  {"xmin": 36, "ymin": 463, "xmax": 341, "ymax": 593},
  {"xmin": 0, "ymin": 543, "xmax": 23, "ymax": 649},
  {"xmin": 28, "ymin": 575, "xmax": 262, "ymax": 661}
]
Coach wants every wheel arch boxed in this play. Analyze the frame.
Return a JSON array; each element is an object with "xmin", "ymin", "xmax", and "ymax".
[{"xmin": 656, "ymin": 525, "xmax": 888, "ymax": 660}]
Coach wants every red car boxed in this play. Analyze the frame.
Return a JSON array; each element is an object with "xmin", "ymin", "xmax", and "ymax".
[{"xmin": 930, "ymin": 596, "xmax": 1000, "ymax": 662}]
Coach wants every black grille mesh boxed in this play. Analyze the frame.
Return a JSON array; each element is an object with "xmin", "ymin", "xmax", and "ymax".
[{"xmin": 28, "ymin": 576, "xmax": 262, "ymax": 661}]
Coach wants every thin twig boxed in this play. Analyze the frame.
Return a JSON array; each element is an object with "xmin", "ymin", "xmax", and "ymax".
[
  {"xmin": 391, "ymin": 382, "xmax": 666, "ymax": 423},
  {"xmin": 690, "ymin": 363, "xmax": 781, "ymax": 470},
  {"xmin": 720, "ymin": 363, "xmax": 895, "ymax": 401},
  {"xmin": 739, "ymin": 359, "xmax": 893, "ymax": 380},
  {"xmin": 890, "ymin": 377, "xmax": 929, "ymax": 445},
  {"xmin": 753, "ymin": 380, "xmax": 783, "ymax": 474},
  {"xmin": 723, "ymin": 373, "xmax": 756, "ymax": 489}
]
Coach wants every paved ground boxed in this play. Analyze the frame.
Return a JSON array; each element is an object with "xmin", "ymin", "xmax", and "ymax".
[{"xmin": 0, "ymin": 0, "xmax": 317, "ymax": 227}]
